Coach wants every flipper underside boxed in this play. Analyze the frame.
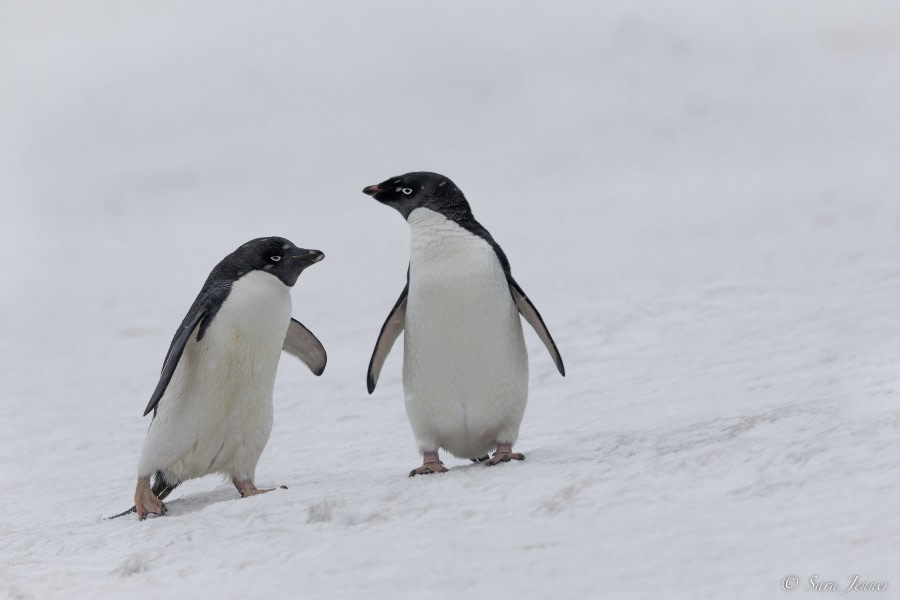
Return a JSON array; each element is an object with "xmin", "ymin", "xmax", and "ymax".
[
  {"xmin": 367, "ymin": 283, "xmax": 408, "ymax": 394},
  {"xmin": 508, "ymin": 279, "xmax": 565, "ymax": 376},
  {"xmin": 283, "ymin": 318, "xmax": 327, "ymax": 376}
]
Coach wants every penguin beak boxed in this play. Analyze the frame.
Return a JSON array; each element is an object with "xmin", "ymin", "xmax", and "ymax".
[
  {"xmin": 362, "ymin": 184, "xmax": 383, "ymax": 197},
  {"xmin": 295, "ymin": 249, "xmax": 325, "ymax": 269}
]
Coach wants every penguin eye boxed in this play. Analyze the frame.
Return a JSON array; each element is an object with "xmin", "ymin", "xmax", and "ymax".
[
  {"xmin": 401, "ymin": 188, "xmax": 413, "ymax": 196},
  {"xmin": 270, "ymin": 255, "xmax": 281, "ymax": 262}
]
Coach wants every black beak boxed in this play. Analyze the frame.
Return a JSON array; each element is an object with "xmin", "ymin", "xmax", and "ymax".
[
  {"xmin": 295, "ymin": 249, "xmax": 325, "ymax": 268},
  {"xmin": 362, "ymin": 185, "xmax": 382, "ymax": 196}
]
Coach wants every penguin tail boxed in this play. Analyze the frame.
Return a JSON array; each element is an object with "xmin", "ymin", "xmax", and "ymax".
[
  {"xmin": 107, "ymin": 506, "xmax": 137, "ymax": 519},
  {"xmin": 151, "ymin": 470, "xmax": 180, "ymax": 501},
  {"xmin": 106, "ymin": 471, "xmax": 180, "ymax": 520}
]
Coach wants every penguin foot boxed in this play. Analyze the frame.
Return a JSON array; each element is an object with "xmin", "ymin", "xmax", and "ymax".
[
  {"xmin": 409, "ymin": 451, "xmax": 448, "ymax": 477},
  {"xmin": 134, "ymin": 475, "xmax": 167, "ymax": 520},
  {"xmin": 233, "ymin": 478, "xmax": 287, "ymax": 498},
  {"xmin": 486, "ymin": 443, "xmax": 525, "ymax": 466},
  {"xmin": 409, "ymin": 462, "xmax": 448, "ymax": 476}
]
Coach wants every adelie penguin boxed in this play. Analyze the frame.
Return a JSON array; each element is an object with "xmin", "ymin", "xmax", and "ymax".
[
  {"xmin": 363, "ymin": 172, "xmax": 565, "ymax": 476},
  {"xmin": 112, "ymin": 237, "xmax": 326, "ymax": 520}
]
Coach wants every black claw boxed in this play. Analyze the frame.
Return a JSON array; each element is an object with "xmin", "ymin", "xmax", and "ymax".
[{"xmin": 279, "ymin": 485, "xmax": 288, "ymax": 489}]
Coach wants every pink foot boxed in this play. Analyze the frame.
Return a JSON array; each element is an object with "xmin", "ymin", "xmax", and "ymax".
[
  {"xmin": 486, "ymin": 443, "xmax": 525, "ymax": 466},
  {"xmin": 409, "ymin": 451, "xmax": 449, "ymax": 477},
  {"xmin": 134, "ymin": 475, "xmax": 166, "ymax": 520},
  {"xmin": 233, "ymin": 478, "xmax": 287, "ymax": 498}
]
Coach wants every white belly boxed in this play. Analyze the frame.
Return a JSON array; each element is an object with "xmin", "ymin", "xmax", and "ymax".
[
  {"xmin": 403, "ymin": 208, "xmax": 528, "ymax": 458},
  {"xmin": 137, "ymin": 270, "xmax": 292, "ymax": 483}
]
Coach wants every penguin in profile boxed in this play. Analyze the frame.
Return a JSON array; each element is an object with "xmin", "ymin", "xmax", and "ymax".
[
  {"xmin": 113, "ymin": 237, "xmax": 326, "ymax": 520},
  {"xmin": 363, "ymin": 172, "xmax": 564, "ymax": 476}
]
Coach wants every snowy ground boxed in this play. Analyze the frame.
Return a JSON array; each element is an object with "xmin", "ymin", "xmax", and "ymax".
[{"xmin": 2, "ymin": 1, "xmax": 900, "ymax": 598}]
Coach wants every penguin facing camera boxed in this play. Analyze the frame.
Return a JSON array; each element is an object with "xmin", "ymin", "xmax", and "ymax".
[{"xmin": 363, "ymin": 172, "xmax": 564, "ymax": 476}]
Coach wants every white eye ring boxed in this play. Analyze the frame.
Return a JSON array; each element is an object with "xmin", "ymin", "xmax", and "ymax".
[
  {"xmin": 270, "ymin": 255, "xmax": 281, "ymax": 262},
  {"xmin": 402, "ymin": 188, "xmax": 413, "ymax": 195}
]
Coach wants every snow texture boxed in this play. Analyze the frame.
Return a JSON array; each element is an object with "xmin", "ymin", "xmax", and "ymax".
[{"xmin": 1, "ymin": 1, "xmax": 899, "ymax": 599}]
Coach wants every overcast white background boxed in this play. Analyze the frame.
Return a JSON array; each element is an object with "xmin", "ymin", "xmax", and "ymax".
[{"xmin": 2, "ymin": 2, "xmax": 899, "ymax": 599}]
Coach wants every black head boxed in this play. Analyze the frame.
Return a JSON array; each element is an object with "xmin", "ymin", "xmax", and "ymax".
[
  {"xmin": 362, "ymin": 171, "xmax": 470, "ymax": 220},
  {"xmin": 226, "ymin": 236, "xmax": 324, "ymax": 287}
]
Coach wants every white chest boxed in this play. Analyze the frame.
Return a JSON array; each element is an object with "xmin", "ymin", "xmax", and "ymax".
[
  {"xmin": 210, "ymin": 270, "xmax": 293, "ymax": 360},
  {"xmin": 402, "ymin": 208, "xmax": 529, "ymax": 457},
  {"xmin": 195, "ymin": 270, "xmax": 292, "ymax": 415},
  {"xmin": 404, "ymin": 208, "xmax": 523, "ymax": 383},
  {"xmin": 406, "ymin": 207, "xmax": 507, "ymax": 301}
]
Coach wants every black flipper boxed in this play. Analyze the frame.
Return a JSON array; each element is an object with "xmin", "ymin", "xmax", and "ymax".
[
  {"xmin": 283, "ymin": 318, "xmax": 327, "ymax": 376},
  {"xmin": 106, "ymin": 471, "xmax": 180, "ymax": 519},
  {"xmin": 142, "ymin": 306, "xmax": 207, "ymax": 417},
  {"xmin": 508, "ymin": 278, "xmax": 565, "ymax": 376},
  {"xmin": 367, "ymin": 282, "xmax": 408, "ymax": 394}
]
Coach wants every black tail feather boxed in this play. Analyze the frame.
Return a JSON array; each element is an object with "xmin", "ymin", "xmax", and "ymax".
[
  {"xmin": 151, "ymin": 471, "xmax": 179, "ymax": 501},
  {"xmin": 107, "ymin": 471, "xmax": 180, "ymax": 520},
  {"xmin": 107, "ymin": 506, "xmax": 137, "ymax": 519}
]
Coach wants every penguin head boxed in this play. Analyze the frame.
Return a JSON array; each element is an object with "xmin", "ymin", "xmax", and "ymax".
[
  {"xmin": 363, "ymin": 171, "xmax": 470, "ymax": 220},
  {"xmin": 230, "ymin": 237, "xmax": 324, "ymax": 287}
]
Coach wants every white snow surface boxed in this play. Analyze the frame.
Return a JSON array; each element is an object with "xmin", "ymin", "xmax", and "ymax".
[{"xmin": 2, "ymin": 1, "xmax": 900, "ymax": 599}]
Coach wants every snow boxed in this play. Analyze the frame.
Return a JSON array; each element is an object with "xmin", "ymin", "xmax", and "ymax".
[{"xmin": 2, "ymin": 1, "xmax": 900, "ymax": 598}]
